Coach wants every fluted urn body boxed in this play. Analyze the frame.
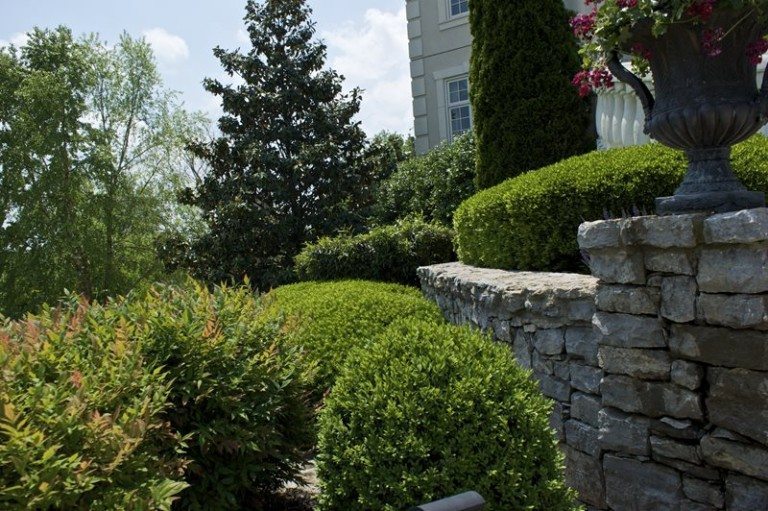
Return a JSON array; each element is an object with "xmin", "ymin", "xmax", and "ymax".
[{"xmin": 609, "ymin": 9, "xmax": 768, "ymax": 214}]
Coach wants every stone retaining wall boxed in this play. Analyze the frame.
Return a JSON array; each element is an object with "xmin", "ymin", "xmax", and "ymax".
[{"xmin": 419, "ymin": 207, "xmax": 768, "ymax": 511}]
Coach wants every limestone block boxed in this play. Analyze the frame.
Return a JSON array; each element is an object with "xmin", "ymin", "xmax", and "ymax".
[
  {"xmin": 700, "ymin": 435, "xmax": 768, "ymax": 481},
  {"xmin": 703, "ymin": 208, "xmax": 768, "ymax": 244},
  {"xmin": 565, "ymin": 326, "xmax": 599, "ymax": 365},
  {"xmin": 532, "ymin": 328, "xmax": 565, "ymax": 355},
  {"xmin": 645, "ymin": 248, "xmax": 696, "ymax": 275},
  {"xmin": 571, "ymin": 392, "xmax": 601, "ymax": 428},
  {"xmin": 553, "ymin": 360, "xmax": 570, "ymax": 381},
  {"xmin": 698, "ymin": 246, "xmax": 768, "ymax": 294},
  {"xmin": 707, "ymin": 367, "xmax": 768, "ymax": 446},
  {"xmin": 598, "ymin": 407, "xmax": 650, "ymax": 455},
  {"xmin": 625, "ymin": 214, "xmax": 702, "ymax": 248},
  {"xmin": 570, "ymin": 364, "xmax": 602, "ymax": 395},
  {"xmin": 602, "ymin": 375, "xmax": 703, "ymax": 420},
  {"xmin": 726, "ymin": 474, "xmax": 768, "ymax": 511},
  {"xmin": 651, "ymin": 417, "xmax": 703, "ymax": 441},
  {"xmin": 512, "ymin": 329, "xmax": 532, "ymax": 369},
  {"xmin": 654, "ymin": 455, "xmax": 721, "ymax": 481},
  {"xmin": 603, "ymin": 455, "xmax": 684, "ymax": 510},
  {"xmin": 565, "ymin": 419, "xmax": 600, "ymax": 457},
  {"xmin": 536, "ymin": 372, "xmax": 571, "ymax": 402},
  {"xmin": 661, "ymin": 276, "xmax": 697, "ymax": 323},
  {"xmin": 492, "ymin": 319, "xmax": 512, "ymax": 342},
  {"xmin": 683, "ymin": 477, "xmax": 724, "ymax": 508},
  {"xmin": 532, "ymin": 350, "xmax": 554, "ymax": 376},
  {"xmin": 588, "ymin": 249, "xmax": 646, "ymax": 285},
  {"xmin": 599, "ymin": 346, "xmax": 671, "ymax": 380},
  {"xmin": 578, "ymin": 219, "xmax": 622, "ymax": 250},
  {"xmin": 651, "ymin": 435, "xmax": 702, "ymax": 464},
  {"xmin": 563, "ymin": 445, "xmax": 606, "ymax": 509},
  {"xmin": 669, "ymin": 324, "xmax": 768, "ymax": 371},
  {"xmin": 593, "ymin": 312, "xmax": 666, "ymax": 348},
  {"xmin": 671, "ymin": 360, "xmax": 704, "ymax": 391},
  {"xmin": 595, "ymin": 284, "xmax": 659, "ymax": 315},
  {"xmin": 697, "ymin": 293, "xmax": 768, "ymax": 330}
]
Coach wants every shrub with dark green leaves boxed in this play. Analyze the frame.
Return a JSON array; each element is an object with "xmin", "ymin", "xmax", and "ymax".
[
  {"xmin": 294, "ymin": 217, "xmax": 455, "ymax": 286},
  {"xmin": 0, "ymin": 296, "xmax": 187, "ymax": 510},
  {"xmin": 317, "ymin": 321, "xmax": 578, "ymax": 511},
  {"xmin": 373, "ymin": 133, "xmax": 476, "ymax": 226},
  {"xmin": 455, "ymin": 136, "xmax": 768, "ymax": 271},
  {"xmin": 470, "ymin": 0, "xmax": 593, "ymax": 189},
  {"xmin": 258, "ymin": 281, "xmax": 444, "ymax": 399},
  {"xmin": 124, "ymin": 281, "xmax": 313, "ymax": 509}
]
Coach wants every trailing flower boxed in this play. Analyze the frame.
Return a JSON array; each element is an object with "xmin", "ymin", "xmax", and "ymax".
[{"xmin": 571, "ymin": 0, "xmax": 768, "ymax": 95}]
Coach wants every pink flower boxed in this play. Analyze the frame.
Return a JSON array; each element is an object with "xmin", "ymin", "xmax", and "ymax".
[
  {"xmin": 571, "ymin": 12, "xmax": 597, "ymax": 40},
  {"xmin": 616, "ymin": 0, "xmax": 638, "ymax": 8},
  {"xmin": 747, "ymin": 37, "xmax": 768, "ymax": 65},
  {"xmin": 702, "ymin": 27, "xmax": 725, "ymax": 58},
  {"xmin": 572, "ymin": 68, "xmax": 614, "ymax": 97},
  {"xmin": 631, "ymin": 42, "xmax": 653, "ymax": 60},
  {"xmin": 687, "ymin": 0, "xmax": 716, "ymax": 23}
]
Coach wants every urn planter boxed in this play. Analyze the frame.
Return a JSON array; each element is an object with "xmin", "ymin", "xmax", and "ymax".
[{"xmin": 608, "ymin": 9, "xmax": 768, "ymax": 214}]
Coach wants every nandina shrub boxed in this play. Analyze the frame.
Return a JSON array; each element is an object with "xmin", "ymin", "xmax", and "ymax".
[
  {"xmin": 0, "ymin": 296, "xmax": 187, "ymax": 510},
  {"xmin": 123, "ymin": 281, "xmax": 313, "ymax": 509},
  {"xmin": 317, "ymin": 321, "xmax": 578, "ymax": 511},
  {"xmin": 258, "ymin": 281, "xmax": 445, "ymax": 401},
  {"xmin": 294, "ymin": 217, "xmax": 455, "ymax": 287}
]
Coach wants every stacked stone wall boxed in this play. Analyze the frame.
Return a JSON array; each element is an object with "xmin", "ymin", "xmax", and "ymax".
[{"xmin": 418, "ymin": 207, "xmax": 768, "ymax": 510}]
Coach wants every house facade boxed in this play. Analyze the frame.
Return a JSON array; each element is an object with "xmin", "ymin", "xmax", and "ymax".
[{"xmin": 406, "ymin": 0, "xmax": 593, "ymax": 155}]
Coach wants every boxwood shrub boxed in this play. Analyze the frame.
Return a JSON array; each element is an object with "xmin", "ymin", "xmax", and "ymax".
[
  {"xmin": 317, "ymin": 321, "xmax": 578, "ymax": 511},
  {"xmin": 454, "ymin": 136, "xmax": 768, "ymax": 271},
  {"xmin": 294, "ymin": 217, "xmax": 455, "ymax": 287},
  {"xmin": 258, "ymin": 281, "xmax": 444, "ymax": 399},
  {"xmin": 0, "ymin": 296, "xmax": 187, "ymax": 510}
]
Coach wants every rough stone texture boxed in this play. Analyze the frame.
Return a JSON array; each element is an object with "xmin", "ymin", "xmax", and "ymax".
[
  {"xmin": 593, "ymin": 312, "xmax": 666, "ymax": 348},
  {"xmin": 572, "ymin": 392, "xmax": 601, "ymax": 428},
  {"xmin": 512, "ymin": 330, "xmax": 532, "ymax": 369},
  {"xmin": 550, "ymin": 401, "xmax": 566, "ymax": 442},
  {"xmin": 683, "ymin": 477, "xmax": 724, "ymax": 508},
  {"xmin": 596, "ymin": 285, "xmax": 659, "ymax": 315},
  {"xmin": 669, "ymin": 324, "xmax": 768, "ymax": 371},
  {"xmin": 571, "ymin": 363, "xmax": 602, "ymax": 395},
  {"xmin": 603, "ymin": 455, "xmax": 683, "ymax": 510},
  {"xmin": 599, "ymin": 346, "xmax": 671, "ymax": 380},
  {"xmin": 565, "ymin": 326, "xmax": 599, "ymax": 365},
  {"xmin": 564, "ymin": 446, "xmax": 606, "ymax": 509},
  {"xmin": 698, "ymin": 245, "xmax": 768, "ymax": 294},
  {"xmin": 565, "ymin": 419, "xmax": 600, "ymax": 457},
  {"xmin": 726, "ymin": 474, "xmax": 768, "ymax": 511},
  {"xmin": 578, "ymin": 219, "xmax": 622, "ymax": 250},
  {"xmin": 536, "ymin": 372, "xmax": 571, "ymax": 402},
  {"xmin": 588, "ymin": 249, "xmax": 646, "ymax": 285},
  {"xmin": 661, "ymin": 276, "xmax": 698, "ymax": 323},
  {"xmin": 602, "ymin": 375, "xmax": 703, "ymax": 420},
  {"xmin": 645, "ymin": 248, "xmax": 696, "ymax": 275},
  {"xmin": 707, "ymin": 367, "xmax": 768, "ymax": 446},
  {"xmin": 598, "ymin": 408, "xmax": 650, "ymax": 456},
  {"xmin": 651, "ymin": 435, "xmax": 702, "ymax": 464},
  {"xmin": 704, "ymin": 208, "xmax": 768, "ymax": 244},
  {"xmin": 697, "ymin": 293, "xmax": 768, "ymax": 330},
  {"xmin": 533, "ymin": 328, "xmax": 565, "ymax": 355},
  {"xmin": 671, "ymin": 360, "xmax": 704, "ymax": 391},
  {"xmin": 651, "ymin": 417, "xmax": 703, "ymax": 441},
  {"xmin": 626, "ymin": 214, "xmax": 702, "ymax": 248},
  {"xmin": 700, "ymin": 435, "xmax": 768, "ymax": 481}
]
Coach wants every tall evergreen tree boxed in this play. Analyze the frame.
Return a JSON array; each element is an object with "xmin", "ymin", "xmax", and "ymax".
[
  {"xmin": 470, "ymin": 0, "xmax": 595, "ymax": 189},
  {"xmin": 183, "ymin": 0, "xmax": 371, "ymax": 290}
]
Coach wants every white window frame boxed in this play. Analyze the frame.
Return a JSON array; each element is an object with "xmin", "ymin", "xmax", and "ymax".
[
  {"xmin": 438, "ymin": 0, "xmax": 470, "ymax": 29},
  {"xmin": 445, "ymin": 76, "xmax": 472, "ymax": 141},
  {"xmin": 448, "ymin": 0, "xmax": 469, "ymax": 19}
]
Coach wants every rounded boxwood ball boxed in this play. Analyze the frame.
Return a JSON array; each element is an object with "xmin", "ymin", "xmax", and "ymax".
[{"xmin": 316, "ymin": 321, "xmax": 578, "ymax": 511}]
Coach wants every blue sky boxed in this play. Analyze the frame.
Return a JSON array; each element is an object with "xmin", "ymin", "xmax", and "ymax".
[{"xmin": 0, "ymin": 0, "xmax": 411, "ymax": 136}]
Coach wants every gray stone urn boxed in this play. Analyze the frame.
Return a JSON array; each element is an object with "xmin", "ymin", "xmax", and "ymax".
[{"xmin": 608, "ymin": 9, "xmax": 768, "ymax": 215}]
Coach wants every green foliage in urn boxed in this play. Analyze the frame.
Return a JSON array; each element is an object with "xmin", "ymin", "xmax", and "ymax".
[
  {"xmin": 454, "ymin": 136, "xmax": 768, "ymax": 272},
  {"xmin": 258, "ymin": 280, "xmax": 444, "ymax": 400},
  {"xmin": 181, "ymin": 0, "xmax": 374, "ymax": 292},
  {"xmin": 317, "ymin": 321, "xmax": 579, "ymax": 511},
  {"xmin": 469, "ymin": 0, "xmax": 594, "ymax": 190},
  {"xmin": 294, "ymin": 217, "xmax": 455, "ymax": 287}
]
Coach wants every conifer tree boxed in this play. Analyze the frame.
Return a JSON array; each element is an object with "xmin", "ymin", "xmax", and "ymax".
[{"xmin": 183, "ymin": 0, "xmax": 370, "ymax": 289}]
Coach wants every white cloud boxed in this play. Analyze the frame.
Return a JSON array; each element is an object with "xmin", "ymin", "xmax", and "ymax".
[
  {"xmin": 142, "ymin": 28, "xmax": 189, "ymax": 63},
  {"xmin": 323, "ymin": 7, "xmax": 412, "ymax": 136},
  {"xmin": 0, "ymin": 32, "xmax": 30, "ymax": 48}
]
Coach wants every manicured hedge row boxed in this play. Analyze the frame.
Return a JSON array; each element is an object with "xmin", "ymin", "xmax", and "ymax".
[
  {"xmin": 258, "ymin": 280, "xmax": 445, "ymax": 399},
  {"xmin": 455, "ymin": 136, "xmax": 768, "ymax": 271},
  {"xmin": 317, "ymin": 321, "xmax": 578, "ymax": 511},
  {"xmin": 294, "ymin": 218, "xmax": 455, "ymax": 287}
]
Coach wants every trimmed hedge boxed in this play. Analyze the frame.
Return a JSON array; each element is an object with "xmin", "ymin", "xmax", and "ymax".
[
  {"xmin": 470, "ymin": 0, "xmax": 593, "ymax": 189},
  {"xmin": 258, "ymin": 281, "xmax": 444, "ymax": 399},
  {"xmin": 294, "ymin": 217, "xmax": 455, "ymax": 287},
  {"xmin": 373, "ymin": 134, "xmax": 476, "ymax": 226},
  {"xmin": 317, "ymin": 321, "xmax": 578, "ymax": 511},
  {"xmin": 455, "ymin": 136, "xmax": 768, "ymax": 271}
]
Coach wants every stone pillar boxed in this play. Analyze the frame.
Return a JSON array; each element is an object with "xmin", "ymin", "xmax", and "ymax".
[{"xmin": 578, "ymin": 208, "xmax": 768, "ymax": 511}]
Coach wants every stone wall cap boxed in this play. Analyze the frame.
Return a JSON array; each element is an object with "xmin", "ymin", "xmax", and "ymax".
[{"xmin": 703, "ymin": 207, "xmax": 768, "ymax": 244}]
